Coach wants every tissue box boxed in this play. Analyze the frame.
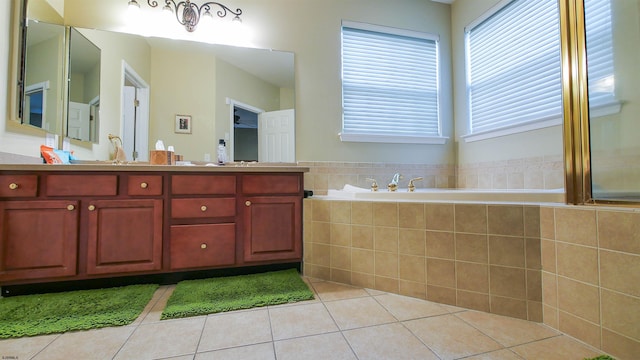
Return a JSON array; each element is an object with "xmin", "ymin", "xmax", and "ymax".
[{"xmin": 150, "ymin": 150, "xmax": 174, "ymax": 165}]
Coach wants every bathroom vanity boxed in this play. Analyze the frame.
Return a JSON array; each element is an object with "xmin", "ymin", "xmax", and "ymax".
[{"xmin": 0, "ymin": 164, "xmax": 307, "ymax": 292}]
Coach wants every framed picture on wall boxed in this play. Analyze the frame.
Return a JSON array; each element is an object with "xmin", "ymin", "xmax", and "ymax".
[{"xmin": 175, "ymin": 115, "xmax": 192, "ymax": 134}]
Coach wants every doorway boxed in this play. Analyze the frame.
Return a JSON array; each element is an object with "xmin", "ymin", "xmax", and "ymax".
[
  {"xmin": 233, "ymin": 106, "xmax": 259, "ymax": 162},
  {"xmin": 121, "ymin": 61, "xmax": 149, "ymax": 162}
]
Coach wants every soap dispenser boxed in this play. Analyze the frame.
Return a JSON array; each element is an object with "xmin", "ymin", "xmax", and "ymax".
[{"xmin": 217, "ymin": 139, "xmax": 227, "ymax": 164}]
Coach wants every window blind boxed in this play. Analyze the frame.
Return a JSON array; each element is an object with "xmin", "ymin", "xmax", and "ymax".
[
  {"xmin": 585, "ymin": 0, "xmax": 615, "ymax": 107},
  {"xmin": 466, "ymin": 0, "xmax": 562, "ymax": 135},
  {"xmin": 341, "ymin": 23, "xmax": 441, "ymax": 141}
]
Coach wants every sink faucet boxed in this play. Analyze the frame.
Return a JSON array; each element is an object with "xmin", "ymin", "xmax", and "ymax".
[{"xmin": 388, "ymin": 173, "xmax": 403, "ymax": 192}]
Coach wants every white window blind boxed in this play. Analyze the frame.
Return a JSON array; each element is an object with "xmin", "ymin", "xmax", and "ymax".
[
  {"xmin": 585, "ymin": 0, "xmax": 615, "ymax": 108},
  {"xmin": 341, "ymin": 22, "xmax": 442, "ymax": 143},
  {"xmin": 465, "ymin": 0, "xmax": 562, "ymax": 135}
]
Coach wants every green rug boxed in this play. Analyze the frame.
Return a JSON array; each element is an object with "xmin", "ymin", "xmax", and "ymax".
[
  {"xmin": 161, "ymin": 269, "xmax": 314, "ymax": 320},
  {"xmin": 0, "ymin": 284, "xmax": 158, "ymax": 339}
]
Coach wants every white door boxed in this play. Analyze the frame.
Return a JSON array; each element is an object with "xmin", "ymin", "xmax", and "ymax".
[
  {"xmin": 122, "ymin": 86, "xmax": 136, "ymax": 161},
  {"xmin": 68, "ymin": 102, "xmax": 90, "ymax": 141},
  {"xmin": 258, "ymin": 109, "xmax": 295, "ymax": 162}
]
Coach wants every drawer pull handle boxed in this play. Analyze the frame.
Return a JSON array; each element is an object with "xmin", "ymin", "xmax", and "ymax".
[
  {"xmin": 245, "ymin": 201, "xmax": 251, "ymax": 207},
  {"xmin": 200, "ymin": 243, "xmax": 207, "ymax": 249},
  {"xmin": 67, "ymin": 205, "xmax": 75, "ymax": 211},
  {"xmin": 200, "ymin": 205, "xmax": 207, "ymax": 212},
  {"xmin": 140, "ymin": 182, "xmax": 148, "ymax": 189},
  {"xmin": 8, "ymin": 183, "xmax": 18, "ymax": 190},
  {"xmin": 88, "ymin": 205, "xmax": 96, "ymax": 211}
]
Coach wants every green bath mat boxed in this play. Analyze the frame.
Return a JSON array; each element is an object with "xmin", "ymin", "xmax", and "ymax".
[
  {"xmin": 161, "ymin": 269, "xmax": 314, "ymax": 320},
  {"xmin": 0, "ymin": 284, "xmax": 158, "ymax": 339}
]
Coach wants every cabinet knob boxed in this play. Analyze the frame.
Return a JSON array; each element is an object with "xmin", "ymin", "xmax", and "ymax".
[
  {"xmin": 200, "ymin": 205, "xmax": 207, "ymax": 212},
  {"xmin": 88, "ymin": 205, "xmax": 96, "ymax": 211},
  {"xmin": 140, "ymin": 182, "xmax": 148, "ymax": 189},
  {"xmin": 200, "ymin": 243, "xmax": 207, "ymax": 249},
  {"xmin": 67, "ymin": 205, "xmax": 75, "ymax": 211},
  {"xmin": 8, "ymin": 183, "xmax": 18, "ymax": 190},
  {"xmin": 245, "ymin": 201, "xmax": 251, "ymax": 207}
]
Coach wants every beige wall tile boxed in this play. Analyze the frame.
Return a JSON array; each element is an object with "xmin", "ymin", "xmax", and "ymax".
[
  {"xmin": 312, "ymin": 243, "xmax": 330, "ymax": 267},
  {"xmin": 542, "ymin": 272, "xmax": 558, "ymax": 308},
  {"xmin": 457, "ymin": 262, "xmax": 489, "ymax": 293},
  {"xmin": 600, "ymin": 250, "xmax": 640, "ymax": 297},
  {"xmin": 426, "ymin": 231, "xmax": 455, "ymax": 259},
  {"xmin": 331, "ymin": 268, "xmax": 352, "ymax": 284},
  {"xmin": 399, "ymin": 255, "xmax": 426, "ymax": 283},
  {"xmin": 399, "ymin": 203, "xmax": 425, "ymax": 229},
  {"xmin": 557, "ymin": 277, "xmax": 600, "ymax": 324},
  {"xmin": 490, "ymin": 296, "xmax": 528, "ymax": 320},
  {"xmin": 527, "ymin": 301, "xmax": 543, "ymax": 322},
  {"xmin": 352, "ymin": 225, "xmax": 373, "ymax": 249},
  {"xmin": 351, "ymin": 272, "xmax": 375, "ymax": 289},
  {"xmin": 351, "ymin": 202, "xmax": 373, "ymax": 225},
  {"xmin": 489, "ymin": 236, "xmax": 525, "ymax": 267},
  {"xmin": 457, "ymin": 290, "xmax": 490, "ymax": 312},
  {"xmin": 555, "ymin": 208, "xmax": 597, "ymax": 246},
  {"xmin": 490, "ymin": 266, "xmax": 527, "ymax": 300},
  {"xmin": 525, "ymin": 238, "xmax": 542, "ymax": 270},
  {"xmin": 556, "ymin": 243, "xmax": 599, "ymax": 285},
  {"xmin": 374, "ymin": 227, "xmax": 399, "ymax": 253},
  {"xmin": 399, "ymin": 280, "xmax": 427, "ymax": 299},
  {"xmin": 330, "ymin": 201, "xmax": 351, "ymax": 224},
  {"xmin": 351, "ymin": 248, "xmax": 374, "ymax": 274},
  {"xmin": 312, "ymin": 200, "xmax": 330, "ymax": 222},
  {"xmin": 601, "ymin": 289, "xmax": 640, "ymax": 341},
  {"xmin": 602, "ymin": 328, "xmax": 640, "ymax": 360},
  {"xmin": 399, "ymin": 229, "xmax": 426, "ymax": 256},
  {"xmin": 540, "ymin": 207, "xmax": 555, "ymax": 240},
  {"xmin": 427, "ymin": 259, "xmax": 456, "ymax": 288},
  {"xmin": 558, "ymin": 311, "xmax": 601, "ymax": 349},
  {"xmin": 375, "ymin": 252, "xmax": 398, "ymax": 278},
  {"xmin": 598, "ymin": 210, "xmax": 640, "ymax": 255},
  {"xmin": 427, "ymin": 285, "xmax": 457, "ymax": 306},
  {"xmin": 541, "ymin": 239, "xmax": 556, "ymax": 273},
  {"xmin": 313, "ymin": 222, "xmax": 331, "ymax": 244},
  {"xmin": 425, "ymin": 203, "xmax": 454, "ymax": 231},
  {"xmin": 488, "ymin": 205, "xmax": 524, "ymax": 236},
  {"xmin": 303, "ymin": 199, "xmax": 313, "ymax": 222},
  {"xmin": 330, "ymin": 246, "xmax": 351, "ymax": 270},
  {"xmin": 456, "ymin": 233, "xmax": 489, "ymax": 263},
  {"xmin": 307, "ymin": 264, "xmax": 330, "ymax": 280},
  {"xmin": 373, "ymin": 202, "xmax": 398, "ymax": 227},
  {"xmin": 543, "ymin": 304, "xmax": 559, "ymax": 329},
  {"xmin": 524, "ymin": 206, "xmax": 541, "ymax": 238},
  {"xmin": 527, "ymin": 270, "xmax": 542, "ymax": 302},
  {"xmin": 330, "ymin": 223, "xmax": 351, "ymax": 247},
  {"xmin": 455, "ymin": 204, "xmax": 488, "ymax": 234},
  {"xmin": 374, "ymin": 276, "xmax": 399, "ymax": 294}
]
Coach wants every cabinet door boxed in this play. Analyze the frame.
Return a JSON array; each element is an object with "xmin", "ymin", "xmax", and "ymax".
[
  {"xmin": 170, "ymin": 223, "xmax": 236, "ymax": 270},
  {"xmin": 86, "ymin": 199, "xmax": 163, "ymax": 275},
  {"xmin": 242, "ymin": 196, "xmax": 301, "ymax": 262},
  {"xmin": 0, "ymin": 200, "xmax": 79, "ymax": 282}
]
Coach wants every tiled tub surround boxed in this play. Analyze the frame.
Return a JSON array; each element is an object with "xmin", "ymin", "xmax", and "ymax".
[{"xmin": 303, "ymin": 198, "xmax": 640, "ymax": 360}]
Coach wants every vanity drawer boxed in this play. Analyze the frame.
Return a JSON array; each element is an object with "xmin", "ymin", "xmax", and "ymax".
[
  {"xmin": 0, "ymin": 175, "xmax": 38, "ymax": 197},
  {"xmin": 242, "ymin": 174, "xmax": 301, "ymax": 195},
  {"xmin": 46, "ymin": 175, "xmax": 118, "ymax": 196},
  {"xmin": 128, "ymin": 175, "xmax": 163, "ymax": 196},
  {"xmin": 171, "ymin": 175, "xmax": 236, "ymax": 195},
  {"xmin": 171, "ymin": 197, "xmax": 236, "ymax": 218},
  {"xmin": 170, "ymin": 224, "xmax": 236, "ymax": 270}
]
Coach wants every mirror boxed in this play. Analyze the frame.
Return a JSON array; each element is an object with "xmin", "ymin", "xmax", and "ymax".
[{"xmin": 67, "ymin": 27, "xmax": 100, "ymax": 142}]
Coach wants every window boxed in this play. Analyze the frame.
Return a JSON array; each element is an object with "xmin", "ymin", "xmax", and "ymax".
[
  {"xmin": 340, "ymin": 21, "xmax": 444, "ymax": 144},
  {"xmin": 464, "ymin": 0, "xmax": 562, "ymax": 141},
  {"xmin": 585, "ymin": 0, "xmax": 617, "ymax": 114}
]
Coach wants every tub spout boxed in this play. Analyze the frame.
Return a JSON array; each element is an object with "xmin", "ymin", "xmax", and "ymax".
[{"xmin": 388, "ymin": 173, "xmax": 403, "ymax": 192}]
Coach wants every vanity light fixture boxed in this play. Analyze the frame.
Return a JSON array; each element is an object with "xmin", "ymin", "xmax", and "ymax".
[{"xmin": 127, "ymin": 0, "xmax": 242, "ymax": 32}]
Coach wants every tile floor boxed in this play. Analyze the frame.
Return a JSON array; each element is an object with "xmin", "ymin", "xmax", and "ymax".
[{"xmin": 0, "ymin": 277, "xmax": 606, "ymax": 360}]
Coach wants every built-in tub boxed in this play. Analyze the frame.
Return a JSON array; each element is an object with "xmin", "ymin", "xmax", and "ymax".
[{"xmin": 325, "ymin": 185, "xmax": 565, "ymax": 203}]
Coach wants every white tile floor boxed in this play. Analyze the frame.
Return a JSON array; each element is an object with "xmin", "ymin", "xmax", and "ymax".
[{"xmin": 0, "ymin": 277, "xmax": 605, "ymax": 360}]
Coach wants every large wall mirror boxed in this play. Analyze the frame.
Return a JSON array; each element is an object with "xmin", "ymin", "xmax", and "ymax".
[{"xmin": 12, "ymin": 0, "xmax": 295, "ymax": 161}]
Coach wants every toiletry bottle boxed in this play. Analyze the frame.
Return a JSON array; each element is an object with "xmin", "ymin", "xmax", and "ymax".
[{"xmin": 217, "ymin": 139, "xmax": 227, "ymax": 164}]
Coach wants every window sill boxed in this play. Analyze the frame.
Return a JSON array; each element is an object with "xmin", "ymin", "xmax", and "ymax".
[{"xmin": 339, "ymin": 133, "xmax": 448, "ymax": 144}]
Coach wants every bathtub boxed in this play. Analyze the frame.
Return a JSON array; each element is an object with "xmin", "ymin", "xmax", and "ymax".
[{"xmin": 325, "ymin": 185, "xmax": 565, "ymax": 203}]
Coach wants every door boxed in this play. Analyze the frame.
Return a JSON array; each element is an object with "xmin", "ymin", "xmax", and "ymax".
[
  {"xmin": 68, "ymin": 101, "xmax": 90, "ymax": 141},
  {"xmin": 122, "ymin": 63, "xmax": 150, "ymax": 161},
  {"xmin": 258, "ymin": 109, "xmax": 295, "ymax": 162}
]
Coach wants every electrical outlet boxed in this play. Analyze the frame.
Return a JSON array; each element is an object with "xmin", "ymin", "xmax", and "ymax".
[{"xmin": 204, "ymin": 153, "xmax": 211, "ymax": 162}]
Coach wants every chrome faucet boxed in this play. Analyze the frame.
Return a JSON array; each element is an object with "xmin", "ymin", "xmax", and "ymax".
[
  {"xmin": 387, "ymin": 173, "xmax": 403, "ymax": 192},
  {"xmin": 366, "ymin": 178, "xmax": 379, "ymax": 192},
  {"xmin": 407, "ymin": 177, "xmax": 424, "ymax": 192}
]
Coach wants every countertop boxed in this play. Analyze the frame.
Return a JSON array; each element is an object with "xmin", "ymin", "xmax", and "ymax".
[{"xmin": 0, "ymin": 162, "xmax": 309, "ymax": 173}]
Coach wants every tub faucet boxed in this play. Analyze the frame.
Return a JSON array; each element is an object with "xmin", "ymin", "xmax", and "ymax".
[
  {"xmin": 407, "ymin": 177, "xmax": 423, "ymax": 192},
  {"xmin": 366, "ymin": 178, "xmax": 379, "ymax": 192},
  {"xmin": 388, "ymin": 173, "xmax": 403, "ymax": 192}
]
